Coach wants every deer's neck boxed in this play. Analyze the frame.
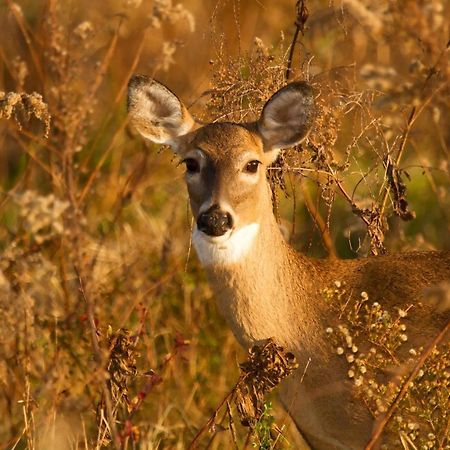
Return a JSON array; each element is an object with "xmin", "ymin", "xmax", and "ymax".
[{"xmin": 193, "ymin": 213, "xmax": 326, "ymax": 353}]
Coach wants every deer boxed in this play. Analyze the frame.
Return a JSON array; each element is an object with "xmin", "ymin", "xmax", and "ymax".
[{"xmin": 127, "ymin": 74, "xmax": 450, "ymax": 450}]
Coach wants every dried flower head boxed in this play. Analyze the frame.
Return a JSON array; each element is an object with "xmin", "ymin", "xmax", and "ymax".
[
  {"xmin": 73, "ymin": 21, "xmax": 94, "ymax": 40},
  {"xmin": 150, "ymin": 0, "xmax": 195, "ymax": 32},
  {"xmin": 234, "ymin": 338, "xmax": 298, "ymax": 427},
  {"xmin": 0, "ymin": 91, "xmax": 51, "ymax": 138}
]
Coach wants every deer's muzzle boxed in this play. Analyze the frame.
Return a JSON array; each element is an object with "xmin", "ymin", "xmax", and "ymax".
[{"xmin": 197, "ymin": 205, "xmax": 233, "ymax": 237}]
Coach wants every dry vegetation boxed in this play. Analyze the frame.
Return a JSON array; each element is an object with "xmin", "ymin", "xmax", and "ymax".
[{"xmin": 0, "ymin": 0, "xmax": 449, "ymax": 449}]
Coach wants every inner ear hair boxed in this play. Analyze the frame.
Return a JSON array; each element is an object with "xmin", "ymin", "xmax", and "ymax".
[
  {"xmin": 258, "ymin": 81, "xmax": 316, "ymax": 152},
  {"xmin": 127, "ymin": 75, "xmax": 195, "ymax": 148}
]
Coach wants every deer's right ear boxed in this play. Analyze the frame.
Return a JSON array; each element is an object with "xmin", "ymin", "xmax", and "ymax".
[{"xmin": 127, "ymin": 75, "xmax": 195, "ymax": 153}]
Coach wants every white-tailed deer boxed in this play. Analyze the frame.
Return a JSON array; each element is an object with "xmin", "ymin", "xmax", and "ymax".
[{"xmin": 127, "ymin": 75, "xmax": 450, "ymax": 449}]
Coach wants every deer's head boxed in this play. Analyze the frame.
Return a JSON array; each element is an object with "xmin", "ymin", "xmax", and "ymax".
[{"xmin": 127, "ymin": 76, "xmax": 315, "ymax": 265}]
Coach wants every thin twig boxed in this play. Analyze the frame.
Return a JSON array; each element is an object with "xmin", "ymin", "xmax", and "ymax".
[
  {"xmin": 438, "ymin": 416, "xmax": 450, "ymax": 450},
  {"xmin": 286, "ymin": 26, "xmax": 301, "ymax": 81},
  {"xmin": 187, "ymin": 377, "xmax": 243, "ymax": 450},
  {"xmin": 226, "ymin": 400, "xmax": 239, "ymax": 450},
  {"xmin": 365, "ymin": 319, "xmax": 450, "ymax": 449},
  {"xmin": 5, "ymin": 0, "xmax": 45, "ymax": 85},
  {"xmin": 379, "ymin": 78, "xmax": 449, "ymax": 218},
  {"xmin": 379, "ymin": 106, "xmax": 416, "ymax": 218},
  {"xmin": 285, "ymin": 0, "xmax": 309, "ymax": 80},
  {"xmin": 242, "ymin": 428, "xmax": 253, "ymax": 450},
  {"xmin": 327, "ymin": 165, "xmax": 371, "ymax": 229}
]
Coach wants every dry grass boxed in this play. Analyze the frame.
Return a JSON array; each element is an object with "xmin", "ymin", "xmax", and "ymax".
[{"xmin": 0, "ymin": 0, "xmax": 449, "ymax": 449}]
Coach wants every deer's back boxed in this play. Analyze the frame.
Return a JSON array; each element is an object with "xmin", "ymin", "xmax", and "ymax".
[
  {"xmin": 318, "ymin": 250, "xmax": 450, "ymax": 333},
  {"xmin": 286, "ymin": 251, "xmax": 450, "ymax": 449},
  {"xmin": 327, "ymin": 250, "xmax": 450, "ymax": 300}
]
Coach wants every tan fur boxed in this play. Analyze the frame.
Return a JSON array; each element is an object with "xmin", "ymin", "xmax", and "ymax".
[{"xmin": 128, "ymin": 77, "xmax": 450, "ymax": 450}]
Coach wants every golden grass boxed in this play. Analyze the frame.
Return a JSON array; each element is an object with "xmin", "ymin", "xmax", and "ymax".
[{"xmin": 0, "ymin": 0, "xmax": 449, "ymax": 448}]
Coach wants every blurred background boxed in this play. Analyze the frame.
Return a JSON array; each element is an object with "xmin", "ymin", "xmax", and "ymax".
[{"xmin": 0, "ymin": 0, "xmax": 449, "ymax": 448}]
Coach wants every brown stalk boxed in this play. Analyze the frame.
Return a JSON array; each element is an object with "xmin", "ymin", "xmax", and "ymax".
[
  {"xmin": 410, "ymin": 140, "xmax": 449, "ymax": 223},
  {"xmin": 187, "ymin": 378, "xmax": 243, "ymax": 450},
  {"xmin": 118, "ymin": 261, "xmax": 184, "ymax": 332},
  {"xmin": 11, "ymin": 130, "xmax": 53, "ymax": 176},
  {"xmin": 379, "ymin": 106, "xmax": 416, "ymax": 218},
  {"xmin": 0, "ymin": 164, "xmax": 32, "ymax": 211},
  {"xmin": 44, "ymin": 8, "xmax": 122, "ymax": 210},
  {"xmin": 5, "ymin": 0, "xmax": 45, "ymax": 85},
  {"xmin": 113, "ymin": 28, "xmax": 150, "ymax": 106},
  {"xmin": 75, "ymin": 267, "xmax": 121, "ymax": 450},
  {"xmin": 77, "ymin": 116, "xmax": 129, "ymax": 205},
  {"xmin": 87, "ymin": 18, "xmax": 123, "ymax": 105},
  {"xmin": 9, "ymin": 123, "xmax": 60, "ymax": 155},
  {"xmin": 242, "ymin": 429, "xmax": 253, "ymax": 450},
  {"xmin": 301, "ymin": 183, "xmax": 336, "ymax": 257},
  {"xmin": 66, "ymin": 19, "xmax": 123, "ymax": 183},
  {"xmin": 364, "ymin": 319, "xmax": 450, "ymax": 449},
  {"xmin": 86, "ymin": 151, "xmax": 149, "ymax": 277},
  {"xmin": 438, "ymin": 416, "xmax": 450, "ymax": 450},
  {"xmin": 79, "ymin": 28, "xmax": 149, "ymax": 173}
]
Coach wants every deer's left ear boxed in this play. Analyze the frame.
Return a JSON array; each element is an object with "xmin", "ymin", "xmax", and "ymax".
[{"xmin": 257, "ymin": 82, "xmax": 315, "ymax": 163}]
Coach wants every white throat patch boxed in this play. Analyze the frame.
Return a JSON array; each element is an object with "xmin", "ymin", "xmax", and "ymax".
[{"xmin": 193, "ymin": 223, "xmax": 259, "ymax": 267}]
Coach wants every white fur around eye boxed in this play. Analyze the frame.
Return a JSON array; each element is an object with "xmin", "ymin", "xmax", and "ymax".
[
  {"xmin": 240, "ymin": 171, "xmax": 260, "ymax": 184},
  {"xmin": 193, "ymin": 223, "xmax": 260, "ymax": 267}
]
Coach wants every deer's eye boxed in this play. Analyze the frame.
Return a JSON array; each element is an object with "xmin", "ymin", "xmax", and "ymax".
[
  {"xmin": 244, "ymin": 160, "xmax": 261, "ymax": 174},
  {"xmin": 183, "ymin": 158, "xmax": 200, "ymax": 174}
]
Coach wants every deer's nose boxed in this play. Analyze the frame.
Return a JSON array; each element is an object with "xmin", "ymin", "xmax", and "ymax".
[{"xmin": 197, "ymin": 205, "xmax": 233, "ymax": 237}]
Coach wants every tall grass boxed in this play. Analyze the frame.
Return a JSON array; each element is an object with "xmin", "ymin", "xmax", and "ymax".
[{"xmin": 0, "ymin": 0, "xmax": 449, "ymax": 449}]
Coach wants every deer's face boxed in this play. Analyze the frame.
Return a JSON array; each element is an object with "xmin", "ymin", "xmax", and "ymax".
[
  {"xmin": 178, "ymin": 123, "xmax": 273, "ymax": 239},
  {"xmin": 127, "ymin": 75, "xmax": 315, "ymax": 265}
]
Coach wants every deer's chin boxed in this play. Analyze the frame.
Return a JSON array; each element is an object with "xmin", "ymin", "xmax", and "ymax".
[
  {"xmin": 192, "ymin": 223, "xmax": 259, "ymax": 267},
  {"xmin": 197, "ymin": 229, "xmax": 233, "ymax": 244}
]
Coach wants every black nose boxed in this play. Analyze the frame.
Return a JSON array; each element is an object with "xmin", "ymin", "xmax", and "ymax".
[{"xmin": 197, "ymin": 205, "xmax": 233, "ymax": 237}]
